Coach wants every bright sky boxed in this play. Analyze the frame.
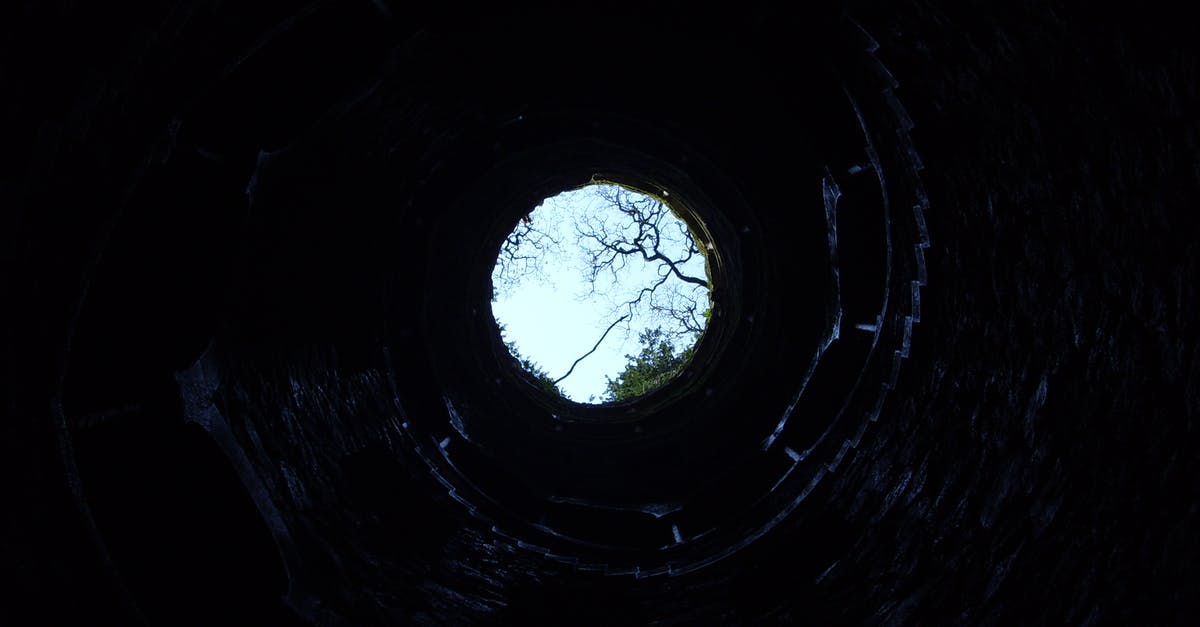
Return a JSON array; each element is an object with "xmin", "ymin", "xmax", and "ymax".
[{"xmin": 491, "ymin": 184, "xmax": 709, "ymax": 403}]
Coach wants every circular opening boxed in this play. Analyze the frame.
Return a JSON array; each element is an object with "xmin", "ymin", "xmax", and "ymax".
[{"xmin": 491, "ymin": 182, "xmax": 713, "ymax": 404}]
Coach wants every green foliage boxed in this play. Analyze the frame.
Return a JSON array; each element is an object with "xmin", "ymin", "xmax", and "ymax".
[{"xmin": 602, "ymin": 327, "xmax": 696, "ymax": 402}]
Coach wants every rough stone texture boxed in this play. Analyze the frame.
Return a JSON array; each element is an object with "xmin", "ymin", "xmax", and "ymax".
[{"xmin": 4, "ymin": 1, "xmax": 1198, "ymax": 625}]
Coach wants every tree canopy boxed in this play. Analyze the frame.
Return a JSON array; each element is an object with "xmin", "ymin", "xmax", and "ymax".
[
  {"xmin": 602, "ymin": 327, "xmax": 696, "ymax": 402},
  {"xmin": 492, "ymin": 183, "xmax": 711, "ymax": 402}
]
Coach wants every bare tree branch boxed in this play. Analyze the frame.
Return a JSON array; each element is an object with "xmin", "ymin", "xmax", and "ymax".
[
  {"xmin": 494, "ymin": 184, "xmax": 711, "ymax": 391},
  {"xmin": 493, "ymin": 208, "xmax": 564, "ymax": 295},
  {"xmin": 552, "ymin": 314, "xmax": 630, "ymax": 385}
]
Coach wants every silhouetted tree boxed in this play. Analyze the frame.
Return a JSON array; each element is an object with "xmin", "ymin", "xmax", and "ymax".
[
  {"xmin": 504, "ymin": 338, "xmax": 564, "ymax": 397},
  {"xmin": 494, "ymin": 184, "xmax": 710, "ymax": 395}
]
